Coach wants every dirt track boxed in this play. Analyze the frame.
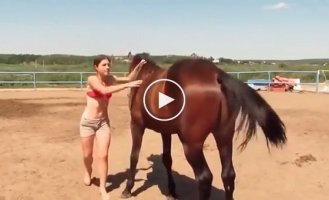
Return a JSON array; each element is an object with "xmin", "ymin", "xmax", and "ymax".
[{"xmin": 0, "ymin": 90, "xmax": 328, "ymax": 200}]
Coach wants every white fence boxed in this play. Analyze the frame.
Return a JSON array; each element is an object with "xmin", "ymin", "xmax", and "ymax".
[
  {"xmin": 0, "ymin": 70, "xmax": 328, "ymax": 93},
  {"xmin": 227, "ymin": 70, "xmax": 326, "ymax": 93},
  {"xmin": 0, "ymin": 71, "xmax": 128, "ymax": 89}
]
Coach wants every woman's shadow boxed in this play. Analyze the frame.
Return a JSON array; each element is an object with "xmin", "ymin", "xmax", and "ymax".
[{"xmin": 93, "ymin": 154, "xmax": 225, "ymax": 200}]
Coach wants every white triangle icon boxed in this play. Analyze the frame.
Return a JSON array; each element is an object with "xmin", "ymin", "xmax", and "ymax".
[{"xmin": 158, "ymin": 92, "xmax": 175, "ymax": 109}]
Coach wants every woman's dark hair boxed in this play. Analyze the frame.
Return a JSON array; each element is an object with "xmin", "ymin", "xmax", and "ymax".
[{"xmin": 93, "ymin": 54, "xmax": 111, "ymax": 67}]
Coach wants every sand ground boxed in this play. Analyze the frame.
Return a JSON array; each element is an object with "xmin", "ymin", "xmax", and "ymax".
[{"xmin": 0, "ymin": 90, "xmax": 328, "ymax": 200}]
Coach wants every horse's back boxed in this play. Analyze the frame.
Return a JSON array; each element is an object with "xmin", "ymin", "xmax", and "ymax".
[
  {"xmin": 133, "ymin": 58, "xmax": 227, "ymax": 136},
  {"xmin": 167, "ymin": 58, "xmax": 219, "ymax": 85},
  {"xmin": 166, "ymin": 59, "xmax": 226, "ymax": 137}
]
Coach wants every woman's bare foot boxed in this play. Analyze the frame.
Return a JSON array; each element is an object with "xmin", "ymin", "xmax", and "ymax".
[
  {"xmin": 100, "ymin": 188, "xmax": 110, "ymax": 200},
  {"xmin": 83, "ymin": 171, "xmax": 92, "ymax": 186}
]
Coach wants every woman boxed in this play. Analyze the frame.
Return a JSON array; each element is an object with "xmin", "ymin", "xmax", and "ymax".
[{"xmin": 79, "ymin": 55, "xmax": 146, "ymax": 200}]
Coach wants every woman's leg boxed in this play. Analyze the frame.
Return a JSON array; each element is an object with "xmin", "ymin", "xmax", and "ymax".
[
  {"xmin": 95, "ymin": 121, "xmax": 111, "ymax": 199},
  {"xmin": 81, "ymin": 135, "xmax": 95, "ymax": 185}
]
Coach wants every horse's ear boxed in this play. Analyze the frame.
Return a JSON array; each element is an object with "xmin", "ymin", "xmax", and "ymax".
[
  {"xmin": 128, "ymin": 51, "xmax": 134, "ymax": 61},
  {"xmin": 129, "ymin": 54, "xmax": 142, "ymax": 68},
  {"xmin": 128, "ymin": 57, "xmax": 137, "ymax": 73}
]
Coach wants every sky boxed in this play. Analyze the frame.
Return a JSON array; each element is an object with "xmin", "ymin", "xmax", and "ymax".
[{"xmin": 0, "ymin": 0, "xmax": 328, "ymax": 60}]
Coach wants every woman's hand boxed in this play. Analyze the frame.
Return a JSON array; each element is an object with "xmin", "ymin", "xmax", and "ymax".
[
  {"xmin": 125, "ymin": 80, "xmax": 143, "ymax": 88},
  {"xmin": 133, "ymin": 59, "xmax": 146, "ymax": 73},
  {"xmin": 128, "ymin": 59, "xmax": 147, "ymax": 81},
  {"xmin": 134, "ymin": 59, "xmax": 147, "ymax": 72}
]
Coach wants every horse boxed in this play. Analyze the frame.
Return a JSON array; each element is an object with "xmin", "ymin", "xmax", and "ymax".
[{"xmin": 121, "ymin": 53, "xmax": 287, "ymax": 200}]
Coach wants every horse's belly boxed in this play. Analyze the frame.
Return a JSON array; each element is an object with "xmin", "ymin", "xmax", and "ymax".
[{"xmin": 145, "ymin": 119, "xmax": 178, "ymax": 133}]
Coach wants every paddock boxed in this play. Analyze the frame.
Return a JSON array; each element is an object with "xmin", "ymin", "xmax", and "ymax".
[{"xmin": 0, "ymin": 90, "xmax": 328, "ymax": 200}]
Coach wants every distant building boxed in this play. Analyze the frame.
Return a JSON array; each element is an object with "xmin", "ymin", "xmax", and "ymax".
[{"xmin": 212, "ymin": 59, "xmax": 220, "ymax": 63}]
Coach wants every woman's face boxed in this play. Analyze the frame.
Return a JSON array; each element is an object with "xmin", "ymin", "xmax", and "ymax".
[{"xmin": 95, "ymin": 59, "xmax": 111, "ymax": 76}]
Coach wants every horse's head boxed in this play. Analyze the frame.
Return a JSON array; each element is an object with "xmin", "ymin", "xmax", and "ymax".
[
  {"xmin": 129, "ymin": 53, "xmax": 161, "ymax": 80},
  {"xmin": 129, "ymin": 53, "xmax": 149, "ymax": 73},
  {"xmin": 127, "ymin": 53, "xmax": 162, "ymax": 111}
]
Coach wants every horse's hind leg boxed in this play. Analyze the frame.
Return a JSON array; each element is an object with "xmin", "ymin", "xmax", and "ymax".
[
  {"xmin": 213, "ymin": 125, "xmax": 236, "ymax": 200},
  {"xmin": 121, "ymin": 122, "xmax": 145, "ymax": 198},
  {"xmin": 161, "ymin": 133, "xmax": 178, "ymax": 200},
  {"xmin": 180, "ymin": 138, "xmax": 213, "ymax": 200}
]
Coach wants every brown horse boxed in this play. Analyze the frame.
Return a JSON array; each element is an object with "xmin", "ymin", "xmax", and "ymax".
[{"xmin": 121, "ymin": 53, "xmax": 287, "ymax": 200}]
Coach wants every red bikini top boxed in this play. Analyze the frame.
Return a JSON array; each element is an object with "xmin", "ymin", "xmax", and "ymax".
[{"xmin": 86, "ymin": 89, "xmax": 112, "ymax": 99}]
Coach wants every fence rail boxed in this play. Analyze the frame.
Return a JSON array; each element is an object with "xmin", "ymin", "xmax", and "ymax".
[
  {"xmin": 228, "ymin": 70, "xmax": 322, "ymax": 92},
  {"xmin": 0, "ymin": 71, "xmax": 128, "ymax": 89},
  {"xmin": 0, "ymin": 70, "xmax": 327, "ymax": 93}
]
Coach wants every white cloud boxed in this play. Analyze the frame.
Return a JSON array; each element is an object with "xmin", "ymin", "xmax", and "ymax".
[{"xmin": 264, "ymin": 2, "xmax": 289, "ymax": 10}]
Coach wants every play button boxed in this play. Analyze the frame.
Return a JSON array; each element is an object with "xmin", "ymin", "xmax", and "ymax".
[
  {"xmin": 143, "ymin": 79, "xmax": 186, "ymax": 121},
  {"xmin": 158, "ymin": 92, "xmax": 174, "ymax": 109}
]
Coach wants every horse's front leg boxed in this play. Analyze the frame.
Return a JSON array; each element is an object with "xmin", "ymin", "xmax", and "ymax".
[
  {"xmin": 161, "ymin": 133, "xmax": 178, "ymax": 200},
  {"xmin": 121, "ymin": 121, "xmax": 145, "ymax": 198}
]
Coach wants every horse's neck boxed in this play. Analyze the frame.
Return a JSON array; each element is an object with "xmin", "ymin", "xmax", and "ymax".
[
  {"xmin": 149, "ymin": 68, "xmax": 167, "ymax": 80},
  {"xmin": 139, "ymin": 67, "xmax": 166, "ymax": 81},
  {"xmin": 128, "ymin": 68, "xmax": 167, "ymax": 111}
]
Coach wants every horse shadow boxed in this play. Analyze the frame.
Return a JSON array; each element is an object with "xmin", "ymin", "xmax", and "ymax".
[{"xmin": 92, "ymin": 154, "xmax": 225, "ymax": 200}]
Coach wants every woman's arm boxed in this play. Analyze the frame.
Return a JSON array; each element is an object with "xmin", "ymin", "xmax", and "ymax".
[
  {"xmin": 113, "ymin": 76, "xmax": 130, "ymax": 83},
  {"xmin": 88, "ymin": 76, "xmax": 142, "ymax": 94},
  {"xmin": 111, "ymin": 60, "xmax": 147, "ymax": 83}
]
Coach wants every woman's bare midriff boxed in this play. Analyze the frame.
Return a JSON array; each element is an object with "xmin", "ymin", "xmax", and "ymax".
[{"xmin": 82, "ymin": 96, "xmax": 109, "ymax": 119}]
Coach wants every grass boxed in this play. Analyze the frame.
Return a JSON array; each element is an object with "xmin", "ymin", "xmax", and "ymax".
[{"xmin": 0, "ymin": 62, "xmax": 129, "ymax": 72}]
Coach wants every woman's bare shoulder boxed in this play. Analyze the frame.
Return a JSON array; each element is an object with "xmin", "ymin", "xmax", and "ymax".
[
  {"xmin": 87, "ymin": 75, "xmax": 101, "ymax": 89},
  {"xmin": 87, "ymin": 75, "xmax": 98, "ymax": 82}
]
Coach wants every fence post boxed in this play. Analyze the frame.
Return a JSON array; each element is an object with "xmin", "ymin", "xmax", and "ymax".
[
  {"xmin": 80, "ymin": 72, "xmax": 83, "ymax": 89},
  {"xmin": 267, "ymin": 71, "xmax": 271, "ymax": 91},
  {"xmin": 237, "ymin": 72, "xmax": 240, "ymax": 80},
  {"xmin": 33, "ymin": 72, "xmax": 36, "ymax": 89},
  {"xmin": 316, "ymin": 70, "xmax": 320, "ymax": 93}
]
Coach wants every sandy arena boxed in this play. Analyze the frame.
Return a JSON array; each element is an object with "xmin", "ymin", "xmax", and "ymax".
[{"xmin": 0, "ymin": 90, "xmax": 328, "ymax": 200}]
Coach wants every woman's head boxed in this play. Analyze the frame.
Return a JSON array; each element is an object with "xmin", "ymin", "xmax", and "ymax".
[{"xmin": 93, "ymin": 55, "xmax": 112, "ymax": 76}]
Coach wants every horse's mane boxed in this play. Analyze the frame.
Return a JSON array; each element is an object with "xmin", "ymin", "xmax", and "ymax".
[{"xmin": 130, "ymin": 53, "xmax": 161, "ymax": 72}]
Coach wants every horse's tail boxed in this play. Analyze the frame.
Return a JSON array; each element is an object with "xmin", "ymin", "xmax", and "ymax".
[{"xmin": 217, "ymin": 70, "xmax": 287, "ymax": 150}]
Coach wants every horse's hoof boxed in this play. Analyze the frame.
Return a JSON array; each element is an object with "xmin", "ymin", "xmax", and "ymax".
[{"xmin": 120, "ymin": 191, "xmax": 132, "ymax": 199}]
